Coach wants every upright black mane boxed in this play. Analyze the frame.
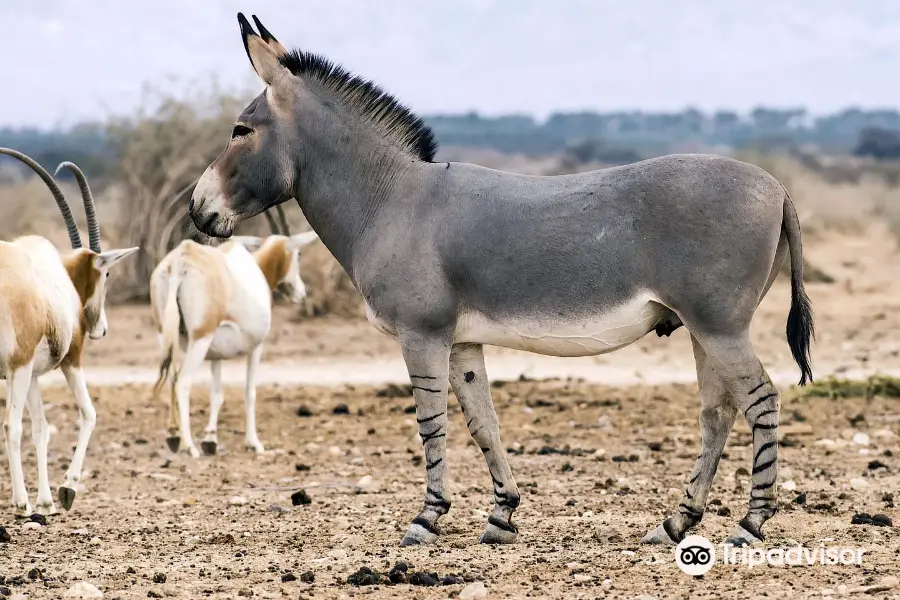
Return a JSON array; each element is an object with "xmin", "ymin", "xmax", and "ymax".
[{"xmin": 279, "ymin": 50, "xmax": 437, "ymax": 163}]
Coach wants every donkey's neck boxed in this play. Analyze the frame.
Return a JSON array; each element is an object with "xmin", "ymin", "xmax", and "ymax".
[{"xmin": 292, "ymin": 125, "xmax": 426, "ymax": 281}]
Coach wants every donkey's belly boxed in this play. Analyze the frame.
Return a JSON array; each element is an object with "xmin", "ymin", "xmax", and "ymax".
[{"xmin": 456, "ymin": 296, "xmax": 671, "ymax": 357}]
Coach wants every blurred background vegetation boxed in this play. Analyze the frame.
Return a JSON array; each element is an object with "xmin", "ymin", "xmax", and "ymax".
[{"xmin": 1, "ymin": 83, "xmax": 898, "ymax": 318}]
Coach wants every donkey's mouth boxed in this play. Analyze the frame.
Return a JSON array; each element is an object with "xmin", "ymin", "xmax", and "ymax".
[{"xmin": 190, "ymin": 206, "xmax": 234, "ymax": 238}]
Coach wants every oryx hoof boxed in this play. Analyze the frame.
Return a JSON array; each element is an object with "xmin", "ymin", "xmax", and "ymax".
[
  {"xmin": 399, "ymin": 518, "xmax": 438, "ymax": 546},
  {"xmin": 165, "ymin": 436, "xmax": 181, "ymax": 453},
  {"xmin": 480, "ymin": 516, "xmax": 518, "ymax": 545},
  {"xmin": 58, "ymin": 487, "xmax": 76, "ymax": 511},
  {"xmin": 201, "ymin": 441, "xmax": 218, "ymax": 456},
  {"xmin": 640, "ymin": 523, "xmax": 679, "ymax": 546}
]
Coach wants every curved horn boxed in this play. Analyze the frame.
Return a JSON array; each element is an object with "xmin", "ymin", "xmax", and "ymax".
[
  {"xmin": 275, "ymin": 204, "xmax": 291, "ymax": 236},
  {"xmin": 0, "ymin": 148, "xmax": 82, "ymax": 249},
  {"xmin": 54, "ymin": 161, "xmax": 100, "ymax": 252},
  {"xmin": 263, "ymin": 210, "xmax": 280, "ymax": 235}
]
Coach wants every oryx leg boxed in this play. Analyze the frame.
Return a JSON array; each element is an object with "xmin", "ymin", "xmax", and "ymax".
[
  {"xmin": 25, "ymin": 379, "xmax": 55, "ymax": 515},
  {"xmin": 201, "ymin": 360, "xmax": 224, "ymax": 456},
  {"xmin": 642, "ymin": 335, "xmax": 736, "ymax": 545},
  {"xmin": 57, "ymin": 365, "xmax": 97, "ymax": 511},
  {"xmin": 399, "ymin": 333, "xmax": 452, "ymax": 546},
  {"xmin": 169, "ymin": 335, "xmax": 214, "ymax": 458},
  {"xmin": 4, "ymin": 361, "xmax": 34, "ymax": 516},
  {"xmin": 449, "ymin": 343, "xmax": 520, "ymax": 544},
  {"xmin": 243, "ymin": 344, "xmax": 265, "ymax": 453}
]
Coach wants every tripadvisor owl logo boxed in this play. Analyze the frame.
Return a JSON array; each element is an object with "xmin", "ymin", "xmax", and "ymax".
[{"xmin": 675, "ymin": 535, "xmax": 716, "ymax": 576}]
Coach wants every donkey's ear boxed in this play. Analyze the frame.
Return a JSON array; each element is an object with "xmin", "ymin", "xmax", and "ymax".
[
  {"xmin": 252, "ymin": 15, "xmax": 288, "ymax": 57},
  {"xmin": 286, "ymin": 231, "xmax": 319, "ymax": 251},
  {"xmin": 237, "ymin": 13, "xmax": 291, "ymax": 86}
]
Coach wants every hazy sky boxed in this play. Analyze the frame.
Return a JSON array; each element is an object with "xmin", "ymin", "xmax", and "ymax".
[{"xmin": 4, "ymin": 0, "xmax": 900, "ymax": 128}]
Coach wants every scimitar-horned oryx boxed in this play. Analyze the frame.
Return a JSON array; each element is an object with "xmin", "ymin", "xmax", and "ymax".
[
  {"xmin": 188, "ymin": 14, "xmax": 815, "ymax": 548},
  {"xmin": 0, "ymin": 149, "xmax": 138, "ymax": 515}
]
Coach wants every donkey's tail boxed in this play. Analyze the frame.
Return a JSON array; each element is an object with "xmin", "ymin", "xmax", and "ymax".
[{"xmin": 781, "ymin": 185, "xmax": 815, "ymax": 386}]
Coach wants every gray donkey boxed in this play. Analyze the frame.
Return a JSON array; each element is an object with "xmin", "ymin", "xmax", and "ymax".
[{"xmin": 190, "ymin": 14, "xmax": 814, "ymax": 548}]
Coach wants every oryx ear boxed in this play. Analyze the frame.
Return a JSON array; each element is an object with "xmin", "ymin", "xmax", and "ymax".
[
  {"xmin": 237, "ymin": 12, "xmax": 291, "ymax": 86},
  {"xmin": 95, "ymin": 246, "xmax": 139, "ymax": 270},
  {"xmin": 252, "ymin": 15, "xmax": 289, "ymax": 57},
  {"xmin": 286, "ymin": 231, "xmax": 319, "ymax": 251},
  {"xmin": 231, "ymin": 235, "xmax": 264, "ymax": 251}
]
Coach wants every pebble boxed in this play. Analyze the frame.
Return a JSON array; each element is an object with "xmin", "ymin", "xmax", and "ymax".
[
  {"xmin": 327, "ymin": 446, "xmax": 342, "ymax": 456},
  {"xmin": 356, "ymin": 475, "xmax": 376, "ymax": 491},
  {"xmin": 63, "ymin": 582, "xmax": 103, "ymax": 599},
  {"xmin": 781, "ymin": 480, "xmax": 797, "ymax": 491},
  {"xmin": 228, "ymin": 496, "xmax": 248, "ymax": 506},
  {"xmin": 849, "ymin": 477, "xmax": 869, "ymax": 490},
  {"xmin": 814, "ymin": 439, "xmax": 837, "ymax": 447},
  {"xmin": 71, "ymin": 529, "xmax": 89, "ymax": 536},
  {"xmin": 328, "ymin": 549, "xmax": 348, "ymax": 559},
  {"xmin": 851, "ymin": 432, "xmax": 870, "ymax": 446},
  {"xmin": 0, "ymin": 526, "xmax": 10, "ymax": 542},
  {"xmin": 459, "ymin": 582, "xmax": 488, "ymax": 599},
  {"xmin": 90, "ymin": 537, "xmax": 101, "ymax": 545},
  {"xmin": 22, "ymin": 521, "xmax": 42, "ymax": 531},
  {"xmin": 573, "ymin": 574, "xmax": 591, "ymax": 582}
]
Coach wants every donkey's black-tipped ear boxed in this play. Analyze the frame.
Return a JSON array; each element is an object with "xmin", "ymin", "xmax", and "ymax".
[
  {"xmin": 252, "ymin": 15, "xmax": 288, "ymax": 57},
  {"xmin": 237, "ymin": 12, "xmax": 290, "ymax": 86}
]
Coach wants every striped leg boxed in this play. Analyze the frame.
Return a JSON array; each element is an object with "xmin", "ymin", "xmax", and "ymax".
[
  {"xmin": 642, "ymin": 335, "xmax": 736, "ymax": 545},
  {"xmin": 399, "ymin": 334, "xmax": 452, "ymax": 546},
  {"xmin": 699, "ymin": 331, "xmax": 779, "ymax": 546},
  {"xmin": 448, "ymin": 343, "xmax": 520, "ymax": 544},
  {"xmin": 727, "ymin": 369, "xmax": 780, "ymax": 546}
]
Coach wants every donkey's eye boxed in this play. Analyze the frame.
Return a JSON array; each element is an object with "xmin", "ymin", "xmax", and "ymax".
[{"xmin": 231, "ymin": 124, "xmax": 253, "ymax": 139}]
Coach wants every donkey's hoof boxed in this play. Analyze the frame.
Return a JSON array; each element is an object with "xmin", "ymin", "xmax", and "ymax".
[
  {"xmin": 165, "ymin": 436, "xmax": 181, "ymax": 453},
  {"xmin": 58, "ymin": 487, "xmax": 76, "ymax": 511},
  {"xmin": 201, "ymin": 441, "xmax": 218, "ymax": 456},
  {"xmin": 641, "ymin": 524, "xmax": 678, "ymax": 546},
  {"xmin": 480, "ymin": 518, "xmax": 518, "ymax": 545},
  {"xmin": 399, "ymin": 520, "xmax": 438, "ymax": 546},
  {"xmin": 724, "ymin": 525, "xmax": 762, "ymax": 547}
]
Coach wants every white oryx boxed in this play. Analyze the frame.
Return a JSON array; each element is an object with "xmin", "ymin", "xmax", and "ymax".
[
  {"xmin": 0, "ymin": 148, "xmax": 138, "ymax": 516},
  {"xmin": 150, "ymin": 227, "xmax": 317, "ymax": 457}
]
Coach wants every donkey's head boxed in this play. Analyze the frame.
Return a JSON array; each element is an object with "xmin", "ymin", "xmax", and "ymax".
[
  {"xmin": 191, "ymin": 15, "xmax": 299, "ymax": 238},
  {"xmin": 233, "ymin": 231, "xmax": 319, "ymax": 304}
]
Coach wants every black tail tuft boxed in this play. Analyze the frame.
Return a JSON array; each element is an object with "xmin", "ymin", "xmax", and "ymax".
[
  {"xmin": 154, "ymin": 349, "xmax": 173, "ymax": 398},
  {"xmin": 786, "ymin": 272, "xmax": 815, "ymax": 386}
]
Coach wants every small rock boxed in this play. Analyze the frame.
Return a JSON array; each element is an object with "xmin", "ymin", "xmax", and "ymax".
[
  {"xmin": 573, "ymin": 573, "xmax": 591, "ymax": 582},
  {"xmin": 126, "ymin": 567, "xmax": 136, "ymax": 574},
  {"xmin": 29, "ymin": 514, "xmax": 47, "ymax": 526},
  {"xmin": 356, "ymin": 475, "xmax": 375, "ymax": 491},
  {"xmin": 872, "ymin": 514, "xmax": 893, "ymax": 527},
  {"xmin": 295, "ymin": 406, "xmax": 313, "ymax": 417},
  {"xmin": 294, "ymin": 463, "xmax": 310, "ymax": 472},
  {"xmin": 71, "ymin": 528, "xmax": 89, "ymax": 536},
  {"xmin": 852, "ymin": 513, "xmax": 873, "ymax": 525},
  {"xmin": 781, "ymin": 480, "xmax": 797, "ymax": 491},
  {"xmin": 237, "ymin": 590, "xmax": 252, "ymax": 597},
  {"xmin": 851, "ymin": 432, "xmax": 870, "ymax": 446},
  {"xmin": 459, "ymin": 581, "xmax": 488, "ymax": 599},
  {"xmin": 442, "ymin": 575, "xmax": 464, "ymax": 585},
  {"xmin": 300, "ymin": 571, "xmax": 314, "ymax": 583},
  {"xmin": 147, "ymin": 591, "xmax": 163, "ymax": 599},
  {"xmin": 228, "ymin": 496, "xmax": 248, "ymax": 506},
  {"xmin": 27, "ymin": 568, "xmax": 42, "ymax": 580},
  {"xmin": 814, "ymin": 439, "xmax": 837, "ymax": 447},
  {"xmin": 152, "ymin": 573, "xmax": 167, "ymax": 584},
  {"xmin": 794, "ymin": 492, "xmax": 807, "ymax": 505},
  {"xmin": 849, "ymin": 477, "xmax": 869, "ymax": 490},
  {"xmin": 22, "ymin": 521, "xmax": 42, "ymax": 531},
  {"xmin": 291, "ymin": 489, "xmax": 311, "ymax": 506},
  {"xmin": 281, "ymin": 572, "xmax": 296, "ymax": 582},
  {"xmin": 327, "ymin": 446, "xmax": 342, "ymax": 456},
  {"xmin": 332, "ymin": 404, "xmax": 350, "ymax": 415},
  {"xmin": 0, "ymin": 526, "xmax": 10, "ymax": 543},
  {"xmin": 327, "ymin": 549, "xmax": 348, "ymax": 559},
  {"xmin": 867, "ymin": 460, "xmax": 888, "ymax": 470},
  {"xmin": 64, "ymin": 582, "xmax": 103, "ymax": 599},
  {"xmin": 408, "ymin": 572, "xmax": 439, "ymax": 586}
]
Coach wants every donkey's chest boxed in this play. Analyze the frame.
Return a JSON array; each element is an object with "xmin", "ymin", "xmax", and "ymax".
[{"xmin": 455, "ymin": 295, "xmax": 669, "ymax": 357}]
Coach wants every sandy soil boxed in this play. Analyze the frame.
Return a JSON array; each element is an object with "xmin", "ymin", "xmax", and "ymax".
[{"xmin": 0, "ymin": 231, "xmax": 898, "ymax": 599}]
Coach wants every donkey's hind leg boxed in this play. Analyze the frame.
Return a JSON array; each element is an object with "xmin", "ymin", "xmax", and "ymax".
[
  {"xmin": 642, "ymin": 335, "xmax": 737, "ymax": 545},
  {"xmin": 697, "ymin": 330, "xmax": 780, "ymax": 546}
]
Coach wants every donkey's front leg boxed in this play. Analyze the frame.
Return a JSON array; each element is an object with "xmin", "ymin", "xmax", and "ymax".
[
  {"xmin": 449, "ymin": 343, "xmax": 520, "ymax": 544},
  {"xmin": 399, "ymin": 333, "xmax": 452, "ymax": 546}
]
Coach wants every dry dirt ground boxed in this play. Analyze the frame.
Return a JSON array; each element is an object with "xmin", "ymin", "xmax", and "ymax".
[{"xmin": 0, "ymin": 231, "xmax": 898, "ymax": 599}]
